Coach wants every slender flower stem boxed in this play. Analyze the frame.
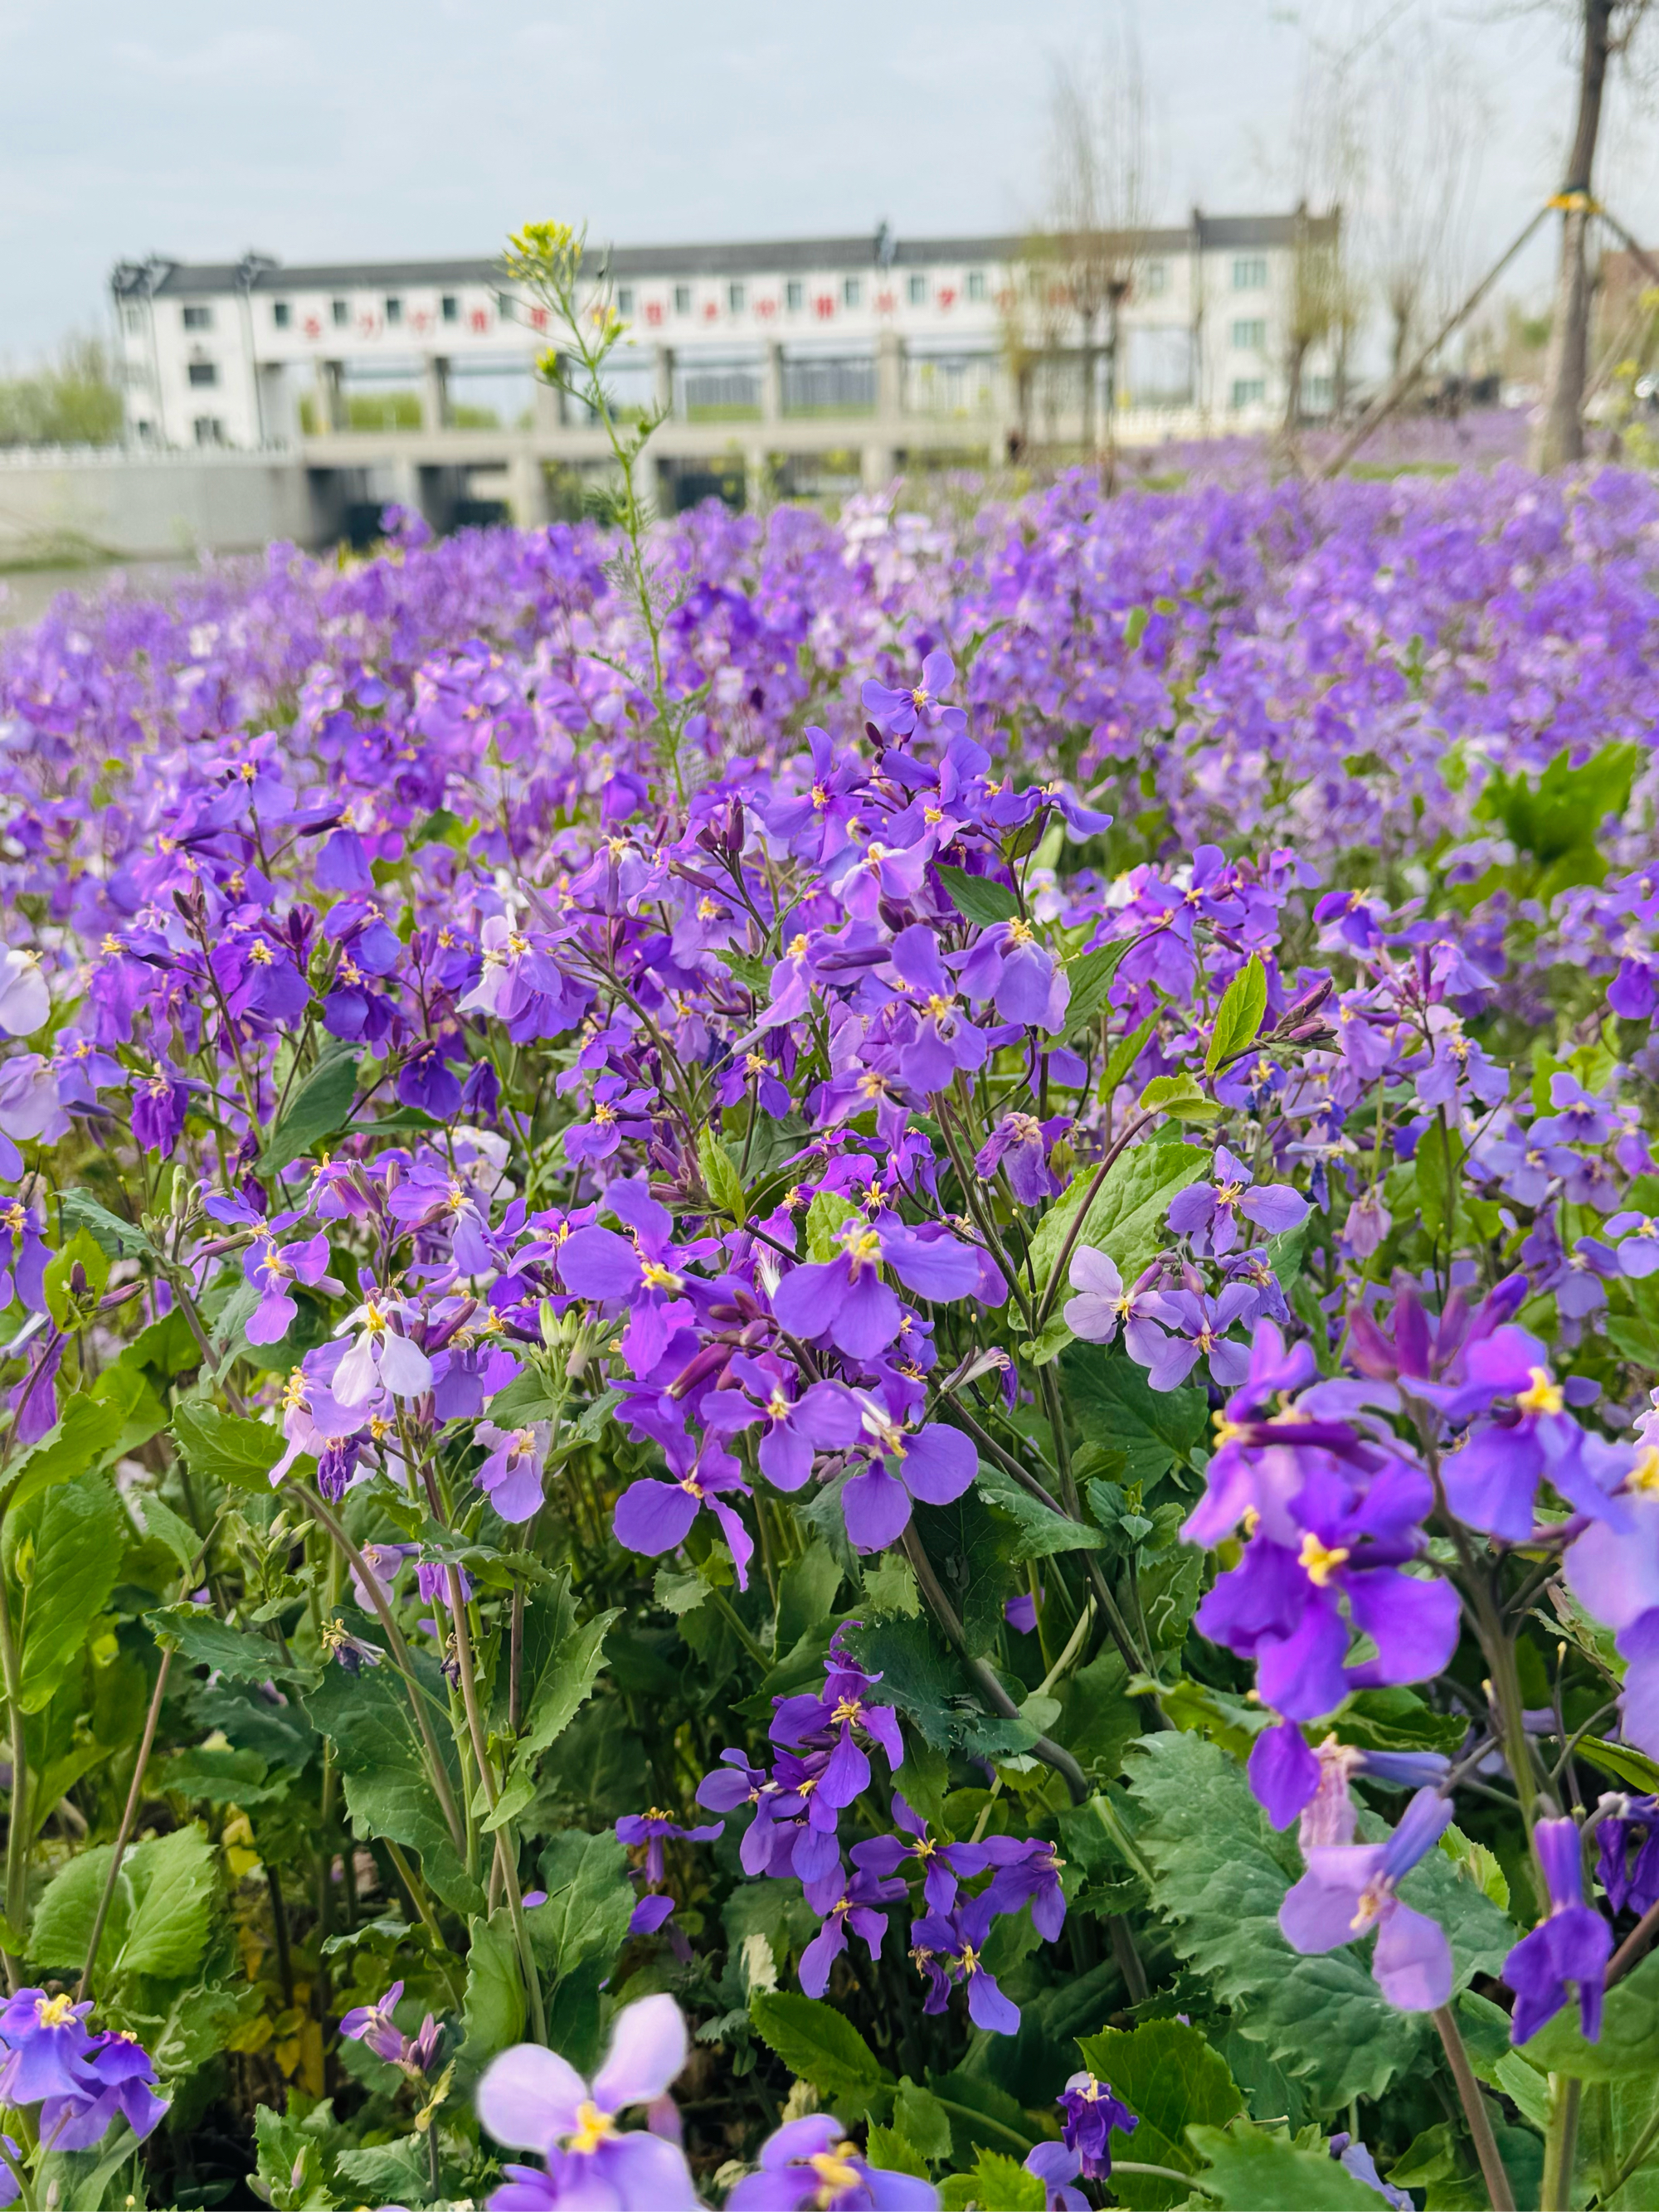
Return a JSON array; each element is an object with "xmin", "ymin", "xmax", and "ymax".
[
  {"xmin": 0, "ymin": 1562, "xmax": 28, "ymax": 1990},
  {"xmin": 1433, "ymin": 2005, "xmax": 1515, "ymax": 2212},
  {"xmin": 1032, "ymin": 1109, "xmax": 1155, "ymax": 1330},
  {"xmin": 77, "ymin": 1650, "xmax": 172, "ymax": 2003},
  {"xmin": 1541, "ymin": 2073, "xmax": 1582, "ymax": 2212},
  {"xmin": 384, "ymin": 1839, "xmax": 467, "ymax": 2010},
  {"xmin": 1608, "ymin": 1894, "xmax": 1659, "ymax": 1986}
]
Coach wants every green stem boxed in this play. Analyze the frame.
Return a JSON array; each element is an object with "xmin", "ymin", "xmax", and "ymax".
[
  {"xmin": 0, "ymin": 1562, "xmax": 27, "ymax": 1988},
  {"xmin": 1433, "ymin": 2005, "xmax": 1515, "ymax": 2212},
  {"xmin": 1602, "ymin": 2093, "xmax": 1659, "ymax": 2200},
  {"xmin": 1542, "ymin": 2073, "xmax": 1582, "ymax": 2212},
  {"xmin": 385, "ymin": 1840, "xmax": 467, "ymax": 2011},
  {"xmin": 77, "ymin": 1649, "xmax": 172, "ymax": 2003},
  {"xmin": 1032, "ymin": 1108, "xmax": 1155, "ymax": 1330}
]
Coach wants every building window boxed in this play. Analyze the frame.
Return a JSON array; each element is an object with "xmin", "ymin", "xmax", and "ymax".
[
  {"xmin": 123, "ymin": 306, "xmax": 143, "ymax": 333},
  {"xmin": 441, "ymin": 294, "xmax": 459, "ymax": 323},
  {"xmin": 1143, "ymin": 261, "xmax": 1167, "ymax": 294},
  {"xmin": 273, "ymin": 301, "xmax": 291, "ymax": 328},
  {"xmin": 1304, "ymin": 374, "xmax": 1335, "ymax": 414},
  {"xmin": 187, "ymin": 361, "xmax": 219, "ymax": 386},
  {"xmin": 386, "ymin": 296, "xmax": 403, "ymax": 325},
  {"xmin": 182, "ymin": 304, "xmax": 212, "ymax": 330},
  {"xmin": 966, "ymin": 270, "xmax": 987, "ymax": 302},
  {"xmin": 674, "ymin": 284, "xmax": 692, "ymax": 314},
  {"xmin": 1232, "ymin": 318, "xmax": 1267, "ymax": 351},
  {"xmin": 727, "ymin": 280, "xmax": 746, "ymax": 314},
  {"xmin": 616, "ymin": 285, "xmax": 634, "ymax": 314},
  {"xmin": 192, "ymin": 416, "xmax": 225, "ymax": 445},
  {"xmin": 1231, "ymin": 377, "xmax": 1267, "ymax": 407},
  {"xmin": 332, "ymin": 299, "xmax": 348, "ymax": 326},
  {"xmin": 907, "ymin": 273, "xmax": 927, "ymax": 305},
  {"xmin": 1233, "ymin": 256, "xmax": 1268, "ymax": 290},
  {"xmin": 786, "ymin": 280, "xmax": 804, "ymax": 311},
  {"xmin": 843, "ymin": 276, "xmax": 861, "ymax": 308},
  {"xmin": 497, "ymin": 291, "xmax": 514, "ymax": 318}
]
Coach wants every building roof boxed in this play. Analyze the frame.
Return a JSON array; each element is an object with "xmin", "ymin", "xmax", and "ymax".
[{"xmin": 111, "ymin": 213, "xmax": 1338, "ymax": 299}]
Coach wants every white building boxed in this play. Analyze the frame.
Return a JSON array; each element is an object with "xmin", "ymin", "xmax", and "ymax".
[{"xmin": 109, "ymin": 216, "xmax": 1338, "ymax": 513}]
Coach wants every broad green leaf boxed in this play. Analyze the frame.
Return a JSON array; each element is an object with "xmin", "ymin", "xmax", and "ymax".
[
  {"xmin": 56, "ymin": 1190, "xmax": 148, "ymax": 1259},
  {"xmin": 1063, "ymin": 941, "xmax": 1128, "ymax": 1031},
  {"xmin": 146, "ymin": 1605, "xmax": 304, "ymax": 1684},
  {"xmin": 1205, "ymin": 954, "xmax": 1268, "ymax": 1075},
  {"xmin": 1186, "ymin": 2122, "xmax": 1381, "ymax": 2210},
  {"xmin": 42, "ymin": 1228, "xmax": 112, "ymax": 1326},
  {"xmin": 777, "ymin": 1541, "xmax": 844, "ymax": 1649},
  {"xmin": 1075, "ymin": 2019, "xmax": 1242, "ymax": 2210},
  {"xmin": 1522, "ymin": 1946, "xmax": 1659, "ymax": 2079},
  {"xmin": 749, "ymin": 1991, "xmax": 888, "ymax": 2112},
  {"xmin": 698, "ymin": 1126, "xmax": 747, "ymax": 1226},
  {"xmin": 864, "ymin": 2126, "xmax": 932, "ymax": 2181},
  {"xmin": 530, "ymin": 1829, "xmax": 632, "ymax": 1983},
  {"xmin": 1101, "ymin": 1009, "xmax": 1160, "ymax": 1102},
  {"xmin": 30, "ymin": 1845, "xmax": 123, "ymax": 1981},
  {"xmin": 806, "ymin": 1188, "xmax": 857, "ymax": 1262},
  {"xmin": 1029, "ymin": 1139, "xmax": 1206, "ymax": 1303},
  {"xmin": 1578, "ymin": 1736, "xmax": 1659, "ymax": 1797},
  {"xmin": 1068, "ymin": 1342, "xmax": 1208, "ymax": 1487},
  {"xmin": 973, "ymin": 1463, "xmax": 1105, "ymax": 1558},
  {"xmin": 937, "ymin": 2150, "xmax": 1044, "ymax": 2210},
  {"xmin": 171, "ymin": 1399, "xmax": 283, "ymax": 1492},
  {"xmin": 936, "ymin": 863, "xmax": 1019, "ymax": 927},
  {"xmin": 116, "ymin": 1822, "xmax": 217, "ymax": 1981},
  {"xmin": 18, "ymin": 1469, "xmax": 125, "ymax": 1713},
  {"xmin": 260, "ymin": 1044, "xmax": 358, "ymax": 1174},
  {"xmin": 3, "ymin": 1392, "xmax": 128, "ymax": 1516},
  {"xmin": 1137, "ymin": 1072, "xmax": 1220, "ymax": 1122},
  {"xmin": 305, "ymin": 1634, "xmax": 482, "ymax": 1917},
  {"xmin": 893, "ymin": 2079, "xmax": 952, "ymax": 2162},
  {"xmin": 459, "ymin": 1910, "xmax": 526, "ymax": 2078},
  {"xmin": 129, "ymin": 1491, "xmax": 201, "ymax": 1573},
  {"xmin": 509, "ymin": 1607, "xmax": 618, "ymax": 1777}
]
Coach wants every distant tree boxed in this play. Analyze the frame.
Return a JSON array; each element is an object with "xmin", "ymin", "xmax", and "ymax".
[
  {"xmin": 1371, "ymin": 22, "xmax": 1488, "ymax": 381},
  {"xmin": 1282, "ymin": 37, "xmax": 1364, "ymax": 433},
  {"xmin": 0, "ymin": 335, "xmax": 123, "ymax": 447}
]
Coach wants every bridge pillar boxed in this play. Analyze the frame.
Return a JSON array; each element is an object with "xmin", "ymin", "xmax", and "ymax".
[
  {"xmin": 508, "ymin": 450, "xmax": 551, "ymax": 528},
  {"xmin": 653, "ymin": 344, "xmax": 675, "ymax": 418},
  {"xmin": 421, "ymin": 355, "xmax": 450, "ymax": 431},
  {"xmin": 532, "ymin": 372, "xmax": 564, "ymax": 431},
  {"xmin": 761, "ymin": 342, "xmax": 783, "ymax": 425},
  {"xmin": 317, "ymin": 359, "xmax": 348, "ymax": 432}
]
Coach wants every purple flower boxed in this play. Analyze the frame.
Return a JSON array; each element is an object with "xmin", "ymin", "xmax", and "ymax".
[
  {"xmin": 1597, "ymin": 1795, "xmax": 1659, "ymax": 1918},
  {"xmin": 862, "ymin": 648, "xmax": 960, "ymax": 738},
  {"xmin": 771, "ymin": 1218, "xmax": 981, "ymax": 1363},
  {"xmin": 40, "ymin": 2025, "xmax": 166, "ymax": 2151},
  {"xmin": 0, "ymin": 949, "xmax": 48, "ymax": 1038},
  {"xmin": 332, "ymin": 1291, "xmax": 433, "ymax": 1406},
  {"xmin": 981, "ymin": 1835, "xmax": 1068, "ymax": 1939},
  {"xmin": 850, "ymin": 1794, "xmax": 990, "ymax": 1913},
  {"xmin": 612, "ymin": 1436, "xmax": 755, "ymax": 1590},
  {"xmin": 1056, "ymin": 2069, "xmax": 1138, "ymax": 2180},
  {"xmin": 615, "ymin": 1807, "xmax": 724, "ymax": 1884},
  {"xmin": 1131, "ymin": 1281, "xmax": 1257, "ymax": 1393},
  {"xmin": 1278, "ymin": 1787, "xmax": 1454, "ymax": 2012},
  {"xmin": 1608, "ymin": 1211, "xmax": 1659, "ymax": 1278},
  {"xmin": 340, "ymin": 1979, "xmax": 409, "ymax": 2064},
  {"xmin": 1005, "ymin": 1591, "xmax": 1039, "ymax": 1634},
  {"xmin": 975, "ymin": 1112, "xmax": 1060, "ymax": 1204},
  {"xmin": 840, "ymin": 1387, "xmax": 977, "ymax": 1552},
  {"xmin": 727, "ymin": 2113, "xmax": 939, "ymax": 2210},
  {"xmin": 1432, "ymin": 1330, "xmax": 1633, "ymax": 1542},
  {"xmin": 0, "ymin": 1990, "xmax": 97, "ymax": 2103},
  {"xmin": 1167, "ymin": 1145, "xmax": 1309, "ymax": 1257},
  {"xmin": 477, "ymin": 1994, "xmax": 698, "ymax": 2211},
  {"xmin": 886, "ymin": 925, "xmax": 988, "ymax": 1096},
  {"xmin": 799, "ymin": 1863, "xmax": 907, "ymax": 1996},
  {"xmin": 243, "ymin": 1230, "xmax": 341, "ymax": 1346},
  {"xmin": 1530, "ymin": 1073, "xmax": 1613, "ymax": 1148},
  {"xmin": 955, "ymin": 918, "xmax": 1069, "ymax": 1033},
  {"xmin": 474, "ymin": 1420, "xmax": 552, "ymax": 1523},
  {"xmin": 702, "ymin": 1355, "xmax": 863, "ymax": 1492},
  {"xmin": 908, "ymin": 1894, "xmax": 1019, "ymax": 2034},
  {"xmin": 1564, "ymin": 1483, "xmax": 1659, "ymax": 1758},
  {"xmin": 1025, "ymin": 2140, "xmax": 1088, "ymax": 2212},
  {"xmin": 1502, "ymin": 1816, "xmax": 1611, "ymax": 2045}
]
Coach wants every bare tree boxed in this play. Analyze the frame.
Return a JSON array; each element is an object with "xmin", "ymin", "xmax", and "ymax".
[
  {"xmin": 1373, "ymin": 23, "xmax": 1488, "ymax": 380},
  {"xmin": 1282, "ymin": 38, "xmax": 1364, "ymax": 435},
  {"xmin": 1040, "ymin": 15, "xmax": 1154, "ymax": 469},
  {"xmin": 1531, "ymin": 0, "xmax": 1657, "ymax": 469}
]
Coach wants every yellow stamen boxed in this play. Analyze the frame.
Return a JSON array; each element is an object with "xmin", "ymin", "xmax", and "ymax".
[
  {"xmin": 567, "ymin": 2100, "xmax": 615, "ymax": 2155},
  {"xmin": 1298, "ymin": 1532, "xmax": 1350, "ymax": 1587},
  {"xmin": 1517, "ymin": 1367, "xmax": 1564, "ymax": 1417}
]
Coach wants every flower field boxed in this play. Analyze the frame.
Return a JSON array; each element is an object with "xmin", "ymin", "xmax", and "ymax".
[{"xmin": 3, "ymin": 430, "xmax": 1659, "ymax": 2210}]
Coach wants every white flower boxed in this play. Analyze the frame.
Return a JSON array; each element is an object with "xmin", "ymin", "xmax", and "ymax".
[
  {"xmin": 333, "ymin": 1296, "xmax": 433, "ymax": 1406},
  {"xmin": 0, "ymin": 950, "xmax": 49, "ymax": 1038}
]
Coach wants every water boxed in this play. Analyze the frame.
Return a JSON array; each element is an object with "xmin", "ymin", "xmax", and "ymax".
[{"xmin": 0, "ymin": 557, "xmax": 199, "ymax": 631}]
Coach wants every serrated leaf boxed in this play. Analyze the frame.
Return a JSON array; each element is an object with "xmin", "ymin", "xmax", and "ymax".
[
  {"xmin": 128, "ymin": 1491, "xmax": 201, "ymax": 1573},
  {"xmin": 1206, "ymin": 955, "xmax": 1268, "ymax": 1075},
  {"xmin": 171, "ymin": 1400, "xmax": 283, "ymax": 1492},
  {"xmin": 1521, "ymin": 1945, "xmax": 1659, "ymax": 2079},
  {"xmin": 1075, "ymin": 2018, "xmax": 1242, "ymax": 2210},
  {"xmin": 18, "ymin": 1469, "xmax": 125, "ymax": 1713},
  {"xmin": 749, "ymin": 1991, "xmax": 888, "ymax": 2111},
  {"xmin": 936, "ymin": 863, "xmax": 1019, "ymax": 927},
  {"xmin": 1186, "ymin": 2122, "xmax": 1381, "ymax": 2210},
  {"xmin": 938, "ymin": 2150, "xmax": 1044, "ymax": 2210},
  {"xmin": 806, "ymin": 1189, "xmax": 857, "ymax": 1262},
  {"xmin": 510, "ymin": 1606, "xmax": 618, "ymax": 1776},
  {"xmin": 146, "ymin": 1604, "xmax": 303, "ymax": 1683},
  {"xmin": 698, "ymin": 1126, "xmax": 747, "ymax": 1226},
  {"xmin": 260, "ymin": 1044, "xmax": 359, "ymax": 1174},
  {"xmin": 30, "ymin": 1845, "xmax": 124, "ymax": 1981},
  {"xmin": 973, "ymin": 1464, "xmax": 1104, "ymax": 1558},
  {"xmin": 459, "ymin": 1910, "xmax": 525, "ymax": 2078},
  {"xmin": 1068, "ymin": 1341, "xmax": 1208, "ymax": 1487},
  {"xmin": 115, "ymin": 1822, "xmax": 217, "ymax": 1981},
  {"xmin": 530, "ymin": 1829, "xmax": 632, "ymax": 1983},
  {"xmin": 42, "ymin": 1228, "xmax": 112, "ymax": 1328},
  {"xmin": 2, "ymin": 1392, "xmax": 129, "ymax": 1515},
  {"xmin": 1138, "ymin": 1072, "xmax": 1221, "ymax": 1122},
  {"xmin": 60, "ymin": 1184, "xmax": 147, "ymax": 1257},
  {"xmin": 838, "ymin": 1614, "xmax": 1033, "ymax": 1760},
  {"xmin": 1029, "ymin": 1139, "xmax": 1205, "ymax": 1310}
]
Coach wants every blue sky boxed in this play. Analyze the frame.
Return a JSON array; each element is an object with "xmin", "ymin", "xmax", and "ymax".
[{"xmin": 0, "ymin": 0, "xmax": 1652, "ymax": 359}]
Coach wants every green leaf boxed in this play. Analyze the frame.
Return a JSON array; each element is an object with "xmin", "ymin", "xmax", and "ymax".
[
  {"xmin": 865, "ymin": 2126, "xmax": 932, "ymax": 2181},
  {"xmin": 973, "ymin": 1463, "xmax": 1105, "ymax": 1557},
  {"xmin": 806, "ymin": 1188, "xmax": 857, "ymax": 1262},
  {"xmin": 460, "ymin": 1909, "xmax": 526, "ymax": 2076},
  {"xmin": 1068, "ymin": 1341, "xmax": 1208, "ymax": 1487},
  {"xmin": 30, "ymin": 1845, "xmax": 122, "ymax": 1980},
  {"xmin": 698, "ymin": 1126, "xmax": 747, "ymax": 1226},
  {"xmin": 1138, "ymin": 1072, "xmax": 1221, "ymax": 1122},
  {"xmin": 129, "ymin": 1491, "xmax": 201, "ymax": 1573},
  {"xmin": 260, "ymin": 1044, "xmax": 359, "ymax": 1173},
  {"xmin": 1577, "ymin": 1737, "xmax": 1659, "ymax": 1796},
  {"xmin": 171, "ymin": 1399, "xmax": 283, "ymax": 1492},
  {"xmin": 1063, "ymin": 941, "xmax": 1128, "ymax": 1031},
  {"xmin": 778, "ymin": 1540, "xmax": 844, "ymax": 1648},
  {"xmin": 893, "ymin": 2078, "xmax": 953, "ymax": 2162},
  {"xmin": 18, "ymin": 1469, "xmax": 125, "ymax": 1713},
  {"xmin": 146, "ymin": 1604, "xmax": 303, "ymax": 1684},
  {"xmin": 115, "ymin": 1822, "xmax": 217, "ymax": 1981},
  {"xmin": 1075, "ymin": 2017, "xmax": 1243, "ymax": 2209},
  {"xmin": 937, "ymin": 2149, "xmax": 1044, "ymax": 2210},
  {"xmin": 1029, "ymin": 1139, "xmax": 1206, "ymax": 1308},
  {"xmin": 1206, "ymin": 954, "xmax": 1268, "ymax": 1075},
  {"xmin": 748, "ymin": 1991, "xmax": 888, "ymax": 2112},
  {"xmin": 509, "ymin": 1606, "xmax": 618, "ymax": 1779},
  {"xmin": 305, "ymin": 1635, "xmax": 482, "ymax": 1917},
  {"xmin": 531, "ymin": 1829, "xmax": 633, "ymax": 1983},
  {"xmin": 1123, "ymin": 604, "xmax": 1150, "ymax": 649},
  {"xmin": 1186, "ymin": 2122, "xmax": 1382, "ymax": 2210},
  {"xmin": 2, "ymin": 1392, "xmax": 129, "ymax": 1516},
  {"xmin": 1522, "ymin": 1945, "xmax": 1659, "ymax": 2079},
  {"xmin": 53, "ymin": 1185, "xmax": 146, "ymax": 1266},
  {"xmin": 1124, "ymin": 1731, "xmax": 1427, "ymax": 2103},
  {"xmin": 838, "ymin": 1613, "xmax": 1033, "ymax": 1760},
  {"xmin": 42, "ymin": 1228, "xmax": 112, "ymax": 1329},
  {"xmin": 937, "ymin": 864, "xmax": 1019, "ymax": 927},
  {"xmin": 160, "ymin": 1744, "xmax": 285, "ymax": 1806},
  {"xmin": 1101, "ymin": 1009, "xmax": 1160, "ymax": 1102}
]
